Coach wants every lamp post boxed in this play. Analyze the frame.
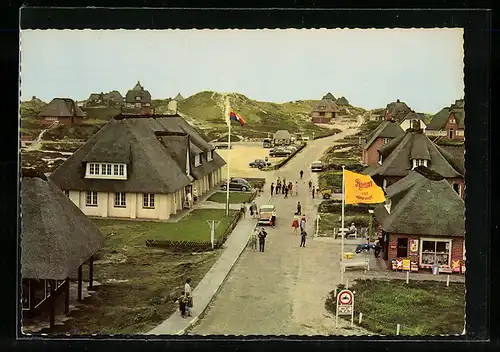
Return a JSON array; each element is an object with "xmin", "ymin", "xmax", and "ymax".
[{"xmin": 368, "ymin": 209, "xmax": 374, "ymax": 243}]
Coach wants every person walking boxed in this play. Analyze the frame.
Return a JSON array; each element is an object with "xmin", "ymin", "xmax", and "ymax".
[
  {"xmin": 284, "ymin": 185, "xmax": 289, "ymax": 198},
  {"xmin": 283, "ymin": 176, "xmax": 287, "ymax": 186},
  {"xmin": 289, "ymin": 182, "xmax": 293, "ymax": 195},
  {"xmin": 270, "ymin": 182, "xmax": 275, "ymax": 196},
  {"xmin": 240, "ymin": 202, "xmax": 247, "ymax": 217},
  {"xmin": 308, "ymin": 180, "xmax": 313, "ymax": 192},
  {"xmin": 300, "ymin": 170, "xmax": 304, "ymax": 179},
  {"xmin": 193, "ymin": 187, "xmax": 198, "ymax": 203},
  {"xmin": 292, "ymin": 213, "xmax": 300, "ymax": 234},
  {"xmin": 300, "ymin": 215, "xmax": 306, "ymax": 233},
  {"xmin": 177, "ymin": 291, "xmax": 188, "ymax": 318},
  {"xmin": 282, "ymin": 183, "xmax": 286, "ymax": 195},
  {"xmin": 251, "ymin": 202, "xmax": 258, "ymax": 219},
  {"xmin": 258, "ymin": 227, "xmax": 267, "ymax": 252},
  {"xmin": 186, "ymin": 191, "xmax": 193, "ymax": 209},
  {"xmin": 300, "ymin": 229, "xmax": 307, "ymax": 247},
  {"xmin": 276, "ymin": 178, "xmax": 281, "ymax": 194},
  {"xmin": 297, "ymin": 201, "xmax": 302, "ymax": 215},
  {"xmin": 312, "ymin": 186, "xmax": 315, "ymax": 199},
  {"xmin": 374, "ymin": 238, "xmax": 382, "ymax": 258},
  {"xmin": 295, "ymin": 182, "xmax": 299, "ymax": 196},
  {"xmin": 250, "ymin": 227, "xmax": 258, "ymax": 251},
  {"xmin": 185, "ymin": 278, "xmax": 193, "ymax": 316},
  {"xmin": 316, "ymin": 186, "xmax": 320, "ymax": 195},
  {"xmin": 249, "ymin": 202, "xmax": 254, "ymax": 217}
]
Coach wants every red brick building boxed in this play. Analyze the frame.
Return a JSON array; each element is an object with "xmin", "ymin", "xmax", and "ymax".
[
  {"xmin": 311, "ymin": 93, "xmax": 339, "ymax": 124},
  {"xmin": 425, "ymin": 99, "xmax": 464, "ymax": 140},
  {"xmin": 38, "ymin": 98, "xmax": 87, "ymax": 125},
  {"xmin": 366, "ymin": 125, "xmax": 464, "ymax": 199},
  {"xmin": 374, "ymin": 167, "xmax": 465, "ymax": 273},
  {"xmin": 361, "ymin": 119, "xmax": 404, "ymax": 165}
]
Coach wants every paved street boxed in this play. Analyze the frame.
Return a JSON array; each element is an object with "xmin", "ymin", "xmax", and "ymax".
[{"xmin": 190, "ymin": 123, "xmax": 372, "ymax": 335}]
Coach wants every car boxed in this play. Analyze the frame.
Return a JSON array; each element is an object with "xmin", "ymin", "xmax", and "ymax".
[
  {"xmin": 258, "ymin": 204, "xmax": 276, "ymax": 226},
  {"xmin": 220, "ymin": 178, "xmax": 251, "ymax": 192},
  {"xmin": 302, "ymin": 136, "xmax": 310, "ymax": 141},
  {"xmin": 284, "ymin": 146, "xmax": 298, "ymax": 152},
  {"xmin": 249, "ymin": 159, "xmax": 271, "ymax": 168},
  {"xmin": 311, "ymin": 160, "xmax": 324, "ymax": 172},
  {"xmin": 214, "ymin": 142, "xmax": 232, "ymax": 149},
  {"xmin": 269, "ymin": 147, "xmax": 292, "ymax": 157},
  {"xmin": 262, "ymin": 139, "xmax": 273, "ymax": 148}
]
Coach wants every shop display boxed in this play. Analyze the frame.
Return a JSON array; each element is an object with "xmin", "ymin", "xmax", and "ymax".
[
  {"xmin": 409, "ymin": 239, "xmax": 419, "ymax": 255},
  {"xmin": 410, "ymin": 261, "xmax": 419, "ymax": 272},
  {"xmin": 391, "ymin": 259, "xmax": 397, "ymax": 270},
  {"xmin": 403, "ymin": 259, "xmax": 411, "ymax": 271},
  {"xmin": 452, "ymin": 259, "xmax": 461, "ymax": 273}
]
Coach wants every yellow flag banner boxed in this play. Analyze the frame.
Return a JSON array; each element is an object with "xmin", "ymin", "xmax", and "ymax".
[{"xmin": 344, "ymin": 170, "xmax": 385, "ymax": 204}]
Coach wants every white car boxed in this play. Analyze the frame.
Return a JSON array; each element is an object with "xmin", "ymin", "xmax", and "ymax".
[{"xmin": 311, "ymin": 160, "xmax": 324, "ymax": 172}]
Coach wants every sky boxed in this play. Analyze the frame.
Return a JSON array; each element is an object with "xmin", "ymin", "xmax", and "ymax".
[{"xmin": 20, "ymin": 29, "xmax": 464, "ymax": 114}]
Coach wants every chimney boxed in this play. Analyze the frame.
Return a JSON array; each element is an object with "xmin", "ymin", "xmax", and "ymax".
[{"xmin": 396, "ymin": 99, "xmax": 400, "ymax": 103}]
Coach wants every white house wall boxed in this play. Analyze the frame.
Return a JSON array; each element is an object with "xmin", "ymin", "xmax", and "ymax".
[{"xmin": 400, "ymin": 119, "xmax": 427, "ymax": 131}]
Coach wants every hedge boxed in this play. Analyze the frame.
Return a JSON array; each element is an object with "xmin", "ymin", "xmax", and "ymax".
[
  {"xmin": 267, "ymin": 142, "xmax": 307, "ymax": 170},
  {"xmin": 313, "ymin": 128, "xmax": 342, "ymax": 140},
  {"xmin": 318, "ymin": 200, "xmax": 377, "ymax": 214},
  {"xmin": 324, "ymin": 162, "xmax": 366, "ymax": 172}
]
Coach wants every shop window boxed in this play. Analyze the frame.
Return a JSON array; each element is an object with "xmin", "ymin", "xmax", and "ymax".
[
  {"xmin": 397, "ymin": 238, "xmax": 408, "ymax": 258},
  {"xmin": 420, "ymin": 239, "xmax": 452, "ymax": 268}
]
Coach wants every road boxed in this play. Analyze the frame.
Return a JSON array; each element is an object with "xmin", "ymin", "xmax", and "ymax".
[{"xmin": 190, "ymin": 122, "xmax": 372, "ymax": 335}]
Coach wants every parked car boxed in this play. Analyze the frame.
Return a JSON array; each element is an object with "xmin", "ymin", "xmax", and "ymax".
[
  {"xmin": 269, "ymin": 147, "xmax": 292, "ymax": 157},
  {"xmin": 284, "ymin": 146, "xmax": 298, "ymax": 152},
  {"xmin": 258, "ymin": 204, "xmax": 276, "ymax": 226},
  {"xmin": 262, "ymin": 139, "xmax": 273, "ymax": 148},
  {"xmin": 311, "ymin": 160, "xmax": 324, "ymax": 172},
  {"xmin": 249, "ymin": 159, "xmax": 271, "ymax": 168},
  {"xmin": 220, "ymin": 178, "xmax": 252, "ymax": 192},
  {"xmin": 214, "ymin": 142, "xmax": 232, "ymax": 149}
]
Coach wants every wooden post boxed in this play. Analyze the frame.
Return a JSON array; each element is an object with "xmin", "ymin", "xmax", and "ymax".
[
  {"xmin": 359, "ymin": 312, "xmax": 363, "ymax": 324},
  {"xmin": 396, "ymin": 324, "xmax": 400, "ymax": 335},
  {"xmin": 49, "ymin": 281, "xmax": 55, "ymax": 329},
  {"xmin": 369, "ymin": 213, "xmax": 373, "ymax": 242},
  {"xmin": 406, "ymin": 271, "xmax": 410, "ymax": 284},
  {"xmin": 446, "ymin": 275, "xmax": 450, "ymax": 287},
  {"xmin": 77, "ymin": 265, "xmax": 83, "ymax": 301},
  {"xmin": 88, "ymin": 256, "xmax": 94, "ymax": 290},
  {"xmin": 64, "ymin": 279, "xmax": 70, "ymax": 314}
]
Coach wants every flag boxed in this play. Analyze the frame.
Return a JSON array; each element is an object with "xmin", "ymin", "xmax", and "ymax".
[
  {"xmin": 344, "ymin": 170, "xmax": 385, "ymax": 204},
  {"xmin": 229, "ymin": 111, "xmax": 246, "ymax": 126}
]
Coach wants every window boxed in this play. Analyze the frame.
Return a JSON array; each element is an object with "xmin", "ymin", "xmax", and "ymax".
[
  {"xmin": 89, "ymin": 164, "xmax": 95, "ymax": 175},
  {"xmin": 106, "ymin": 164, "xmax": 112, "ymax": 175},
  {"xmin": 101, "ymin": 164, "xmax": 107, "ymax": 175},
  {"xmin": 194, "ymin": 154, "xmax": 201, "ymax": 167},
  {"xmin": 207, "ymin": 150, "xmax": 213, "ymax": 161},
  {"xmin": 114, "ymin": 164, "xmax": 119, "ymax": 175},
  {"xmin": 119, "ymin": 164, "xmax": 124, "ymax": 176},
  {"xmin": 319, "ymin": 112, "xmax": 325, "ymax": 116},
  {"xmin": 114, "ymin": 192, "xmax": 126, "ymax": 207},
  {"xmin": 143, "ymin": 193, "xmax": 155, "ymax": 208},
  {"xmin": 383, "ymin": 138, "xmax": 391, "ymax": 144},
  {"xmin": 135, "ymin": 103, "xmax": 142, "ymax": 108},
  {"xmin": 453, "ymin": 183, "xmax": 461, "ymax": 197},
  {"xmin": 95, "ymin": 164, "xmax": 100, "ymax": 175},
  {"xmin": 420, "ymin": 239, "xmax": 452, "ymax": 268},
  {"xmin": 64, "ymin": 190, "xmax": 69, "ymax": 197},
  {"xmin": 412, "ymin": 159, "xmax": 428, "ymax": 169},
  {"xmin": 135, "ymin": 96, "xmax": 142, "ymax": 101},
  {"xmin": 86, "ymin": 191, "xmax": 98, "ymax": 206}
]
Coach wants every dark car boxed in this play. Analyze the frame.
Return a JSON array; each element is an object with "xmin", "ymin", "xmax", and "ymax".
[
  {"xmin": 249, "ymin": 159, "xmax": 271, "ymax": 168},
  {"xmin": 269, "ymin": 147, "xmax": 292, "ymax": 157},
  {"xmin": 263, "ymin": 139, "xmax": 273, "ymax": 148},
  {"xmin": 355, "ymin": 243, "xmax": 376, "ymax": 254},
  {"xmin": 220, "ymin": 178, "xmax": 252, "ymax": 192}
]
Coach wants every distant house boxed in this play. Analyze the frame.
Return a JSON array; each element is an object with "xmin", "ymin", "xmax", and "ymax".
[
  {"xmin": 87, "ymin": 90, "xmax": 123, "ymax": 106},
  {"xmin": 173, "ymin": 93, "xmax": 185, "ymax": 102},
  {"xmin": 373, "ymin": 167, "xmax": 465, "ymax": 273},
  {"xmin": 273, "ymin": 130, "xmax": 292, "ymax": 145},
  {"xmin": 311, "ymin": 93, "xmax": 339, "ymax": 124},
  {"xmin": 49, "ymin": 113, "xmax": 226, "ymax": 221},
  {"xmin": 425, "ymin": 99, "xmax": 464, "ymax": 140},
  {"xmin": 384, "ymin": 99, "xmax": 412, "ymax": 122},
  {"xmin": 336, "ymin": 96, "xmax": 349, "ymax": 106},
  {"xmin": 38, "ymin": 98, "xmax": 87, "ymax": 125},
  {"xmin": 122, "ymin": 81, "xmax": 152, "ymax": 116},
  {"xmin": 361, "ymin": 119, "xmax": 404, "ymax": 165},
  {"xmin": 366, "ymin": 125, "xmax": 464, "ymax": 199},
  {"xmin": 21, "ymin": 171, "xmax": 104, "ymax": 328},
  {"xmin": 399, "ymin": 111, "xmax": 427, "ymax": 132}
]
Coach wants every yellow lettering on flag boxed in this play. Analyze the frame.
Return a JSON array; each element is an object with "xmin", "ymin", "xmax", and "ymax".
[{"xmin": 344, "ymin": 170, "xmax": 385, "ymax": 204}]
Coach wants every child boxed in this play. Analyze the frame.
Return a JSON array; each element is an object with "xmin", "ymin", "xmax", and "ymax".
[{"xmin": 177, "ymin": 291, "xmax": 188, "ymax": 318}]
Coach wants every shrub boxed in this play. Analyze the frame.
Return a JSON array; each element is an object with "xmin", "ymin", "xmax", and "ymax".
[
  {"xmin": 318, "ymin": 172, "xmax": 342, "ymax": 190},
  {"xmin": 324, "ymin": 163, "xmax": 366, "ymax": 172},
  {"xmin": 313, "ymin": 128, "xmax": 342, "ymax": 140},
  {"xmin": 318, "ymin": 200, "xmax": 376, "ymax": 214}
]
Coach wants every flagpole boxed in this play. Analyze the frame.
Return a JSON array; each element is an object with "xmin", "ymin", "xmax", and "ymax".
[
  {"xmin": 225, "ymin": 99, "xmax": 231, "ymax": 216},
  {"xmin": 341, "ymin": 165, "xmax": 345, "ymax": 278}
]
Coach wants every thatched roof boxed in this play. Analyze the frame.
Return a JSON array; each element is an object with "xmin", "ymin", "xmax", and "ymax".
[
  {"xmin": 50, "ymin": 115, "xmax": 225, "ymax": 193},
  {"xmin": 336, "ymin": 97, "xmax": 349, "ymax": 105},
  {"xmin": 363, "ymin": 120, "xmax": 404, "ymax": 149},
  {"xmin": 312, "ymin": 96, "xmax": 339, "ymax": 113},
  {"xmin": 322, "ymin": 92, "xmax": 336, "ymax": 101},
  {"xmin": 133, "ymin": 81, "xmax": 144, "ymax": 91},
  {"xmin": 21, "ymin": 175, "xmax": 104, "ymax": 280},
  {"xmin": 274, "ymin": 130, "xmax": 291, "ymax": 140},
  {"xmin": 370, "ymin": 130, "xmax": 463, "ymax": 178},
  {"xmin": 374, "ymin": 167, "xmax": 464, "ymax": 237},
  {"xmin": 401, "ymin": 111, "xmax": 427, "ymax": 123},
  {"xmin": 39, "ymin": 98, "xmax": 87, "ymax": 117},
  {"xmin": 427, "ymin": 99, "xmax": 465, "ymax": 130},
  {"xmin": 385, "ymin": 99, "xmax": 411, "ymax": 122},
  {"xmin": 173, "ymin": 93, "xmax": 184, "ymax": 101},
  {"xmin": 125, "ymin": 81, "xmax": 151, "ymax": 103}
]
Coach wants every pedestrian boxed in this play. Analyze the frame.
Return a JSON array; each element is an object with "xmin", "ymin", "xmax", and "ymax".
[
  {"xmin": 250, "ymin": 227, "xmax": 258, "ymax": 251},
  {"xmin": 295, "ymin": 182, "xmax": 299, "ymax": 196},
  {"xmin": 258, "ymin": 227, "xmax": 267, "ymax": 252},
  {"xmin": 300, "ymin": 229, "xmax": 307, "ymax": 247},
  {"xmin": 271, "ymin": 213, "xmax": 276, "ymax": 228},
  {"xmin": 276, "ymin": 179, "xmax": 281, "ymax": 194},
  {"xmin": 283, "ymin": 177, "xmax": 287, "ymax": 186},
  {"xmin": 292, "ymin": 213, "xmax": 300, "ymax": 234},
  {"xmin": 308, "ymin": 180, "xmax": 313, "ymax": 192},
  {"xmin": 297, "ymin": 201, "xmax": 302, "ymax": 215},
  {"xmin": 270, "ymin": 182, "xmax": 275, "ymax": 196},
  {"xmin": 300, "ymin": 170, "xmax": 304, "ymax": 179},
  {"xmin": 316, "ymin": 186, "xmax": 320, "ymax": 195},
  {"xmin": 193, "ymin": 187, "xmax": 198, "ymax": 203},
  {"xmin": 240, "ymin": 202, "xmax": 247, "ymax": 217},
  {"xmin": 185, "ymin": 278, "xmax": 193, "ymax": 316},
  {"xmin": 312, "ymin": 186, "xmax": 315, "ymax": 199},
  {"xmin": 249, "ymin": 203, "xmax": 254, "ymax": 217},
  {"xmin": 374, "ymin": 238, "xmax": 382, "ymax": 258},
  {"xmin": 284, "ymin": 186, "xmax": 289, "ymax": 198},
  {"xmin": 177, "ymin": 291, "xmax": 188, "ymax": 318},
  {"xmin": 300, "ymin": 215, "xmax": 306, "ymax": 232},
  {"xmin": 251, "ymin": 202, "xmax": 258, "ymax": 218},
  {"xmin": 186, "ymin": 191, "xmax": 193, "ymax": 209}
]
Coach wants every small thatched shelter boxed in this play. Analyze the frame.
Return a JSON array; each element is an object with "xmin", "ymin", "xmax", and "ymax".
[{"xmin": 21, "ymin": 170, "xmax": 104, "ymax": 328}]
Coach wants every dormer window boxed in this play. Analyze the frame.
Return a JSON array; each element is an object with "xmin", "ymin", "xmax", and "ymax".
[
  {"xmin": 194, "ymin": 154, "xmax": 201, "ymax": 167},
  {"xmin": 382, "ymin": 138, "xmax": 391, "ymax": 144},
  {"xmin": 412, "ymin": 159, "xmax": 428, "ymax": 169},
  {"xmin": 135, "ymin": 96, "xmax": 142, "ymax": 101},
  {"xmin": 86, "ymin": 162, "xmax": 127, "ymax": 180},
  {"xmin": 207, "ymin": 150, "xmax": 213, "ymax": 161}
]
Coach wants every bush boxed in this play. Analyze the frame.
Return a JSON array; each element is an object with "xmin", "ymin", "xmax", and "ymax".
[
  {"xmin": 313, "ymin": 128, "xmax": 342, "ymax": 140},
  {"xmin": 318, "ymin": 172, "xmax": 342, "ymax": 190},
  {"xmin": 437, "ymin": 139, "xmax": 464, "ymax": 147},
  {"xmin": 324, "ymin": 163, "xmax": 366, "ymax": 172},
  {"xmin": 318, "ymin": 200, "xmax": 376, "ymax": 214}
]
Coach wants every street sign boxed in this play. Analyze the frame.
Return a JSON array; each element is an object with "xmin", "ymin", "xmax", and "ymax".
[{"xmin": 336, "ymin": 289, "xmax": 355, "ymax": 329}]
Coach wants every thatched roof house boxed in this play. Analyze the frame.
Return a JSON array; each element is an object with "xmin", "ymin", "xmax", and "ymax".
[
  {"xmin": 426, "ymin": 99, "xmax": 465, "ymax": 140},
  {"xmin": 373, "ymin": 167, "xmax": 465, "ymax": 272},
  {"xmin": 21, "ymin": 171, "xmax": 104, "ymax": 327},
  {"xmin": 384, "ymin": 99, "xmax": 412, "ymax": 122},
  {"xmin": 361, "ymin": 120, "xmax": 404, "ymax": 165},
  {"xmin": 38, "ymin": 98, "xmax": 87, "ymax": 125},
  {"xmin": 173, "ymin": 93, "xmax": 185, "ymax": 101},
  {"xmin": 50, "ymin": 114, "xmax": 226, "ymax": 220},
  {"xmin": 399, "ymin": 111, "xmax": 428, "ymax": 131},
  {"xmin": 123, "ymin": 81, "xmax": 152, "ymax": 115},
  {"xmin": 311, "ymin": 93, "xmax": 339, "ymax": 123},
  {"xmin": 273, "ymin": 130, "xmax": 292, "ymax": 145},
  {"xmin": 336, "ymin": 96, "xmax": 349, "ymax": 106}
]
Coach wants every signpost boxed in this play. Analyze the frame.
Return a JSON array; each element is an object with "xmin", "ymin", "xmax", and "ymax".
[
  {"xmin": 206, "ymin": 220, "xmax": 220, "ymax": 249},
  {"xmin": 336, "ymin": 289, "xmax": 355, "ymax": 329},
  {"xmin": 315, "ymin": 214, "xmax": 321, "ymax": 237}
]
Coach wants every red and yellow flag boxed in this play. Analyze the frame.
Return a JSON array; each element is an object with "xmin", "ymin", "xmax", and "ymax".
[{"xmin": 344, "ymin": 170, "xmax": 385, "ymax": 204}]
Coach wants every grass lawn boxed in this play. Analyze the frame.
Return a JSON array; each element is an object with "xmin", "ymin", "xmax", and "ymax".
[
  {"xmin": 325, "ymin": 279, "xmax": 465, "ymax": 335},
  {"xmin": 207, "ymin": 191, "xmax": 254, "ymax": 204},
  {"xmin": 92, "ymin": 209, "xmax": 237, "ymax": 246},
  {"xmin": 316, "ymin": 213, "xmax": 371, "ymax": 236},
  {"xmin": 37, "ymin": 209, "xmax": 238, "ymax": 335},
  {"xmin": 318, "ymin": 171, "xmax": 342, "ymax": 191}
]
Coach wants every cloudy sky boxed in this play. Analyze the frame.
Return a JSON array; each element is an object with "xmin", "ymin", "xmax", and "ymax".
[{"xmin": 20, "ymin": 29, "xmax": 464, "ymax": 114}]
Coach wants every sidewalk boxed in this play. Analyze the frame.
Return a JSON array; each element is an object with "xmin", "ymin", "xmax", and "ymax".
[{"xmin": 146, "ymin": 195, "xmax": 271, "ymax": 335}]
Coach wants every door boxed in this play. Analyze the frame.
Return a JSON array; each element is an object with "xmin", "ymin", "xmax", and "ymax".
[
  {"xmin": 397, "ymin": 238, "xmax": 408, "ymax": 258},
  {"xmin": 449, "ymin": 129, "xmax": 454, "ymax": 139}
]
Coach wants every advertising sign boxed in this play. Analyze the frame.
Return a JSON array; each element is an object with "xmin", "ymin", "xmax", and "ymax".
[
  {"xmin": 402, "ymin": 259, "xmax": 411, "ymax": 271},
  {"xmin": 409, "ymin": 239, "xmax": 419, "ymax": 255},
  {"xmin": 452, "ymin": 259, "xmax": 461, "ymax": 273}
]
